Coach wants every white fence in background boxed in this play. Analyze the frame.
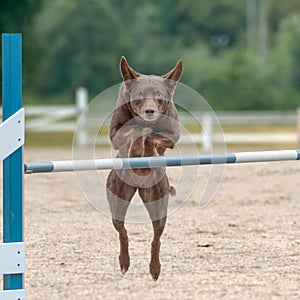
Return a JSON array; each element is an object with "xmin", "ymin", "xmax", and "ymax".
[
  {"xmin": 24, "ymin": 105, "xmax": 78, "ymax": 132},
  {"xmin": 1, "ymin": 88, "xmax": 300, "ymax": 150},
  {"xmin": 182, "ymin": 110, "xmax": 300, "ymax": 150}
]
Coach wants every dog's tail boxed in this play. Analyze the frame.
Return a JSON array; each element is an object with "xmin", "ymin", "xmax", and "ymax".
[{"xmin": 169, "ymin": 185, "xmax": 176, "ymax": 196}]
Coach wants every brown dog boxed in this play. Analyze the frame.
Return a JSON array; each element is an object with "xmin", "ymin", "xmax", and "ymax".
[{"xmin": 106, "ymin": 56, "xmax": 182, "ymax": 280}]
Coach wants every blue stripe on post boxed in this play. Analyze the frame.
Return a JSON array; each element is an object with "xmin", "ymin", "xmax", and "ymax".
[{"xmin": 2, "ymin": 34, "xmax": 24, "ymax": 290}]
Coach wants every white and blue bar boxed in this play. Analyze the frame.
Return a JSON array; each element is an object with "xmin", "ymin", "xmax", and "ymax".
[{"xmin": 24, "ymin": 150, "xmax": 300, "ymax": 174}]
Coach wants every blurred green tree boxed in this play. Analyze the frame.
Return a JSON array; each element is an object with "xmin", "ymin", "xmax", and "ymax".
[
  {"xmin": 181, "ymin": 44, "xmax": 276, "ymax": 110},
  {"xmin": 0, "ymin": 0, "xmax": 42, "ymax": 31},
  {"xmin": 160, "ymin": 0, "xmax": 246, "ymax": 47},
  {"xmin": 267, "ymin": 13, "xmax": 300, "ymax": 109},
  {"xmin": 33, "ymin": 0, "xmax": 128, "ymax": 100},
  {"xmin": 5, "ymin": 0, "xmax": 300, "ymax": 110},
  {"xmin": 0, "ymin": 0, "xmax": 43, "ymax": 102}
]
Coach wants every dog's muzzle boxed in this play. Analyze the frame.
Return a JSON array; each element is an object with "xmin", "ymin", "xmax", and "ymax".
[{"xmin": 142, "ymin": 109, "xmax": 159, "ymax": 121}]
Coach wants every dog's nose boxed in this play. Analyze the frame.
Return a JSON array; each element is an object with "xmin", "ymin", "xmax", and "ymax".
[{"xmin": 145, "ymin": 108, "xmax": 155, "ymax": 115}]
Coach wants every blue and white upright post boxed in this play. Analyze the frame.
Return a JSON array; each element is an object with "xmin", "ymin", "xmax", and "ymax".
[{"xmin": 1, "ymin": 33, "xmax": 25, "ymax": 299}]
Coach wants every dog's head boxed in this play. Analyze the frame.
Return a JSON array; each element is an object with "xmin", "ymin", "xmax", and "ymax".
[{"xmin": 120, "ymin": 56, "xmax": 183, "ymax": 122}]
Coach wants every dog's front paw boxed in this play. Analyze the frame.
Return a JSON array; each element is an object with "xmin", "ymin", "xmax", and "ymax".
[
  {"xmin": 150, "ymin": 134, "xmax": 175, "ymax": 149},
  {"xmin": 129, "ymin": 136, "xmax": 144, "ymax": 157}
]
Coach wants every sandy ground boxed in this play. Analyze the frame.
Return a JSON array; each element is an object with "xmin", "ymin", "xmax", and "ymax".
[{"xmin": 1, "ymin": 147, "xmax": 300, "ymax": 300}]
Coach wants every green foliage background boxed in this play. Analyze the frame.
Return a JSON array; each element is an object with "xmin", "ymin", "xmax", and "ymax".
[{"xmin": 1, "ymin": 0, "xmax": 300, "ymax": 110}]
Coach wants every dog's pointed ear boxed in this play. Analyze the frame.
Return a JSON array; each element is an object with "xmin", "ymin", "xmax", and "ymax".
[
  {"xmin": 120, "ymin": 56, "xmax": 140, "ymax": 81},
  {"xmin": 162, "ymin": 59, "xmax": 183, "ymax": 82}
]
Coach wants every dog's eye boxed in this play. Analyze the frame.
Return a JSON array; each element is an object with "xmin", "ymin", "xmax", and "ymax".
[{"xmin": 137, "ymin": 93, "xmax": 143, "ymax": 99}]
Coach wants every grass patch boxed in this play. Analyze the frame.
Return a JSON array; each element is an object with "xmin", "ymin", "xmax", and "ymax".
[{"xmin": 25, "ymin": 132, "xmax": 74, "ymax": 148}]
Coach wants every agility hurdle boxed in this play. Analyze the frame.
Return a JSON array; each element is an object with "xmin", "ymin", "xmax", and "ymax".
[
  {"xmin": 24, "ymin": 150, "xmax": 300, "ymax": 174},
  {"xmin": 1, "ymin": 33, "xmax": 300, "ymax": 299}
]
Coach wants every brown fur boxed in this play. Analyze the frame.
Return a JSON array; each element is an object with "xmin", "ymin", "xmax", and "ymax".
[{"xmin": 106, "ymin": 56, "xmax": 182, "ymax": 280}]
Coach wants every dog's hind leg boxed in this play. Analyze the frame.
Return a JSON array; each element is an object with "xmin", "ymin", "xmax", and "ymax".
[
  {"xmin": 149, "ymin": 215, "xmax": 167, "ymax": 281},
  {"xmin": 106, "ymin": 170, "xmax": 137, "ymax": 275},
  {"xmin": 138, "ymin": 176, "xmax": 169, "ymax": 280}
]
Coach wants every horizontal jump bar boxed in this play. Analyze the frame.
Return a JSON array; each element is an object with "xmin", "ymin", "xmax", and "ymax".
[{"xmin": 24, "ymin": 150, "xmax": 300, "ymax": 174}]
